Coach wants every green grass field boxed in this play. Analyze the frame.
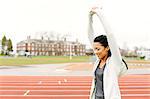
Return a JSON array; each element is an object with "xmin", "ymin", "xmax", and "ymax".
[
  {"xmin": 0, "ymin": 56, "xmax": 91, "ymax": 66},
  {"xmin": 0, "ymin": 56, "xmax": 150, "ymax": 67}
]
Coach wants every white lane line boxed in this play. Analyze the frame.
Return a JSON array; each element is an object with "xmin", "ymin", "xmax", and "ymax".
[
  {"xmin": 64, "ymin": 79, "xmax": 67, "ymax": 82},
  {"xmin": 122, "ymin": 94, "xmax": 150, "ymax": 96},
  {"xmin": 58, "ymin": 81, "xmax": 61, "ymax": 85},
  {"xmin": 0, "ymin": 90, "xmax": 90, "ymax": 91},
  {"xmin": 38, "ymin": 81, "xmax": 42, "ymax": 84},
  {"xmin": 0, "ymin": 95, "xmax": 90, "ymax": 97},
  {"xmin": 0, "ymin": 89, "xmax": 149, "ymax": 92},
  {"xmin": 23, "ymin": 90, "xmax": 30, "ymax": 96},
  {"xmin": 55, "ymin": 69, "xmax": 69, "ymax": 73},
  {"xmin": 0, "ymin": 85, "xmax": 149, "ymax": 87},
  {"xmin": 0, "ymin": 86, "xmax": 90, "ymax": 88},
  {"xmin": 0, "ymin": 94, "xmax": 150, "ymax": 96}
]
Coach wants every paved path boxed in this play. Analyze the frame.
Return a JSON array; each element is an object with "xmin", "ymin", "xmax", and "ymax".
[
  {"xmin": 0, "ymin": 64, "xmax": 69, "ymax": 76},
  {"xmin": 0, "ymin": 62, "xmax": 149, "ymax": 76}
]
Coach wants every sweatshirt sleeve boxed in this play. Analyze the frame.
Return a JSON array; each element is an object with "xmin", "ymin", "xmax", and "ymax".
[
  {"xmin": 88, "ymin": 13, "xmax": 95, "ymax": 47},
  {"xmin": 95, "ymin": 10, "xmax": 122, "ymax": 66}
]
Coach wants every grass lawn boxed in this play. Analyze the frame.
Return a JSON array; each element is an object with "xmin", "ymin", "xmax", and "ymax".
[
  {"xmin": 0, "ymin": 56, "xmax": 150, "ymax": 67},
  {"xmin": 0, "ymin": 56, "xmax": 91, "ymax": 66}
]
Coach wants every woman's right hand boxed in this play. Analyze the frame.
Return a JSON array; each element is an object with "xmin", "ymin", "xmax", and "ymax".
[
  {"xmin": 89, "ymin": 7, "xmax": 99, "ymax": 16},
  {"xmin": 89, "ymin": 11, "xmax": 95, "ymax": 16}
]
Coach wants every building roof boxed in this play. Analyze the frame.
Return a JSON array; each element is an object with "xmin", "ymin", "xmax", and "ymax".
[
  {"xmin": 17, "ymin": 39, "xmax": 85, "ymax": 45},
  {"xmin": 17, "ymin": 39, "xmax": 55, "ymax": 45}
]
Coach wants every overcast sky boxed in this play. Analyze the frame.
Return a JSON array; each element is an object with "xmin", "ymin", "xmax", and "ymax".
[{"xmin": 0, "ymin": 0, "xmax": 150, "ymax": 51}]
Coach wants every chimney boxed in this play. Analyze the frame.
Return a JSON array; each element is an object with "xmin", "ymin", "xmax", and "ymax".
[
  {"xmin": 76, "ymin": 38, "xmax": 78, "ymax": 43},
  {"xmin": 41, "ymin": 36, "xmax": 43, "ymax": 40},
  {"xmin": 64, "ymin": 38, "xmax": 66, "ymax": 41},
  {"xmin": 27, "ymin": 36, "xmax": 31, "ymax": 40}
]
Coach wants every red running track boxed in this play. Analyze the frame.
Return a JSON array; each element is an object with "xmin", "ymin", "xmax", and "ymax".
[{"xmin": 0, "ymin": 74, "xmax": 149, "ymax": 99}]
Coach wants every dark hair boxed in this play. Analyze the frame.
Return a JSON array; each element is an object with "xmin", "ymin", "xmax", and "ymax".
[
  {"xmin": 94, "ymin": 35, "xmax": 111, "ymax": 57},
  {"xmin": 94, "ymin": 35, "xmax": 128, "ymax": 69},
  {"xmin": 122, "ymin": 59, "xmax": 128, "ymax": 69}
]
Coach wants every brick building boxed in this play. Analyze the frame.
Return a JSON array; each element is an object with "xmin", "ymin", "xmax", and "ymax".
[{"xmin": 17, "ymin": 37, "xmax": 86, "ymax": 56}]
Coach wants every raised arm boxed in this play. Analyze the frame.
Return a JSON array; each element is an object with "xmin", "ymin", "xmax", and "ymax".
[
  {"xmin": 93, "ymin": 8, "xmax": 122, "ymax": 65},
  {"xmin": 88, "ymin": 11, "xmax": 95, "ymax": 47}
]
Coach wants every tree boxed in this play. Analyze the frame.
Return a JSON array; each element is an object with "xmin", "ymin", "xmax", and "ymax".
[
  {"xmin": 7, "ymin": 39, "xmax": 13, "ymax": 51},
  {"xmin": 2, "ymin": 35, "xmax": 7, "ymax": 54}
]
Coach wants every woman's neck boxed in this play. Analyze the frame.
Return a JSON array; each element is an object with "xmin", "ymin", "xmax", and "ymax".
[{"xmin": 100, "ymin": 54, "xmax": 108, "ymax": 63}]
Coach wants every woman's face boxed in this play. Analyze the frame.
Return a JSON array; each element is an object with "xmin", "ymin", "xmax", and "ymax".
[{"xmin": 93, "ymin": 42, "xmax": 109, "ymax": 60}]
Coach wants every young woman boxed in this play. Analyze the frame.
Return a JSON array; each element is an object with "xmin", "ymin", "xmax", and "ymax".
[{"xmin": 88, "ymin": 7, "xmax": 128, "ymax": 99}]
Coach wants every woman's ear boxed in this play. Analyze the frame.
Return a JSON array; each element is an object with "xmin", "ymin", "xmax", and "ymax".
[{"xmin": 106, "ymin": 46, "xmax": 110, "ymax": 51}]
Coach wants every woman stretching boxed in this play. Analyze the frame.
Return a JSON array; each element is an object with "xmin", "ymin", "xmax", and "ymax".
[{"xmin": 88, "ymin": 7, "xmax": 128, "ymax": 99}]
